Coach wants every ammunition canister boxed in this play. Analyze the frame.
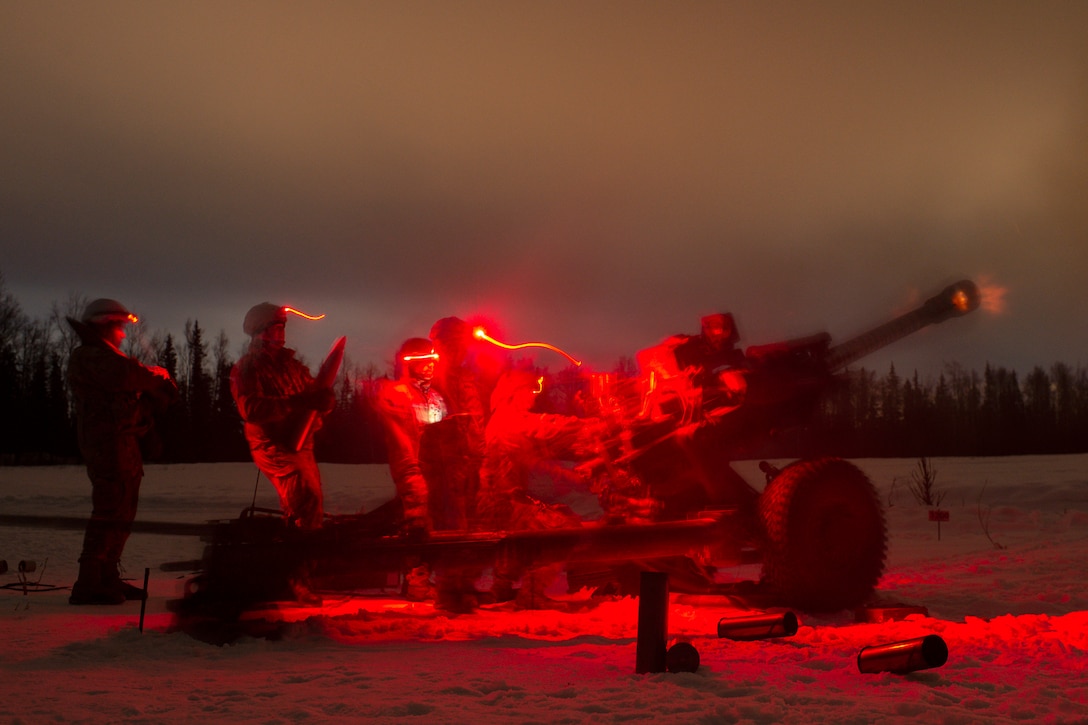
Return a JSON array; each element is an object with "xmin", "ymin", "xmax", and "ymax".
[
  {"xmin": 857, "ymin": 634, "xmax": 948, "ymax": 674},
  {"xmin": 717, "ymin": 611, "xmax": 798, "ymax": 641}
]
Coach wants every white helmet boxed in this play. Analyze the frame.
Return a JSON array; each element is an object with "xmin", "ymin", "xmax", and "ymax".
[{"xmin": 81, "ymin": 298, "xmax": 137, "ymax": 325}]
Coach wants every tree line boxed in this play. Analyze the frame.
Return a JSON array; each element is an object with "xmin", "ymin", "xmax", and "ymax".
[{"xmin": 1, "ymin": 279, "xmax": 1086, "ymax": 465}]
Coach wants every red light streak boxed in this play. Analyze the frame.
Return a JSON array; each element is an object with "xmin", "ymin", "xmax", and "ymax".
[
  {"xmin": 473, "ymin": 327, "xmax": 582, "ymax": 367},
  {"xmin": 283, "ymin": 306, "xmax": 326, "ymax": 322},
  {"xmin": 402, "ymin": 352, "xmax": 439, "ymax": 362}
]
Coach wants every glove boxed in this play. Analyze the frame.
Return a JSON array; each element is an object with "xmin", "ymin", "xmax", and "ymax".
[{"xmin": 293, "ymin": 387, "xmax": 336, "ymax": 413}]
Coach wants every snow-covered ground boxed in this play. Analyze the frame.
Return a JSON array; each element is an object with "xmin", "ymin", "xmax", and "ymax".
[{"xmin": 2, "ymin": 456, "xmax": 1086, "ymax": 723}]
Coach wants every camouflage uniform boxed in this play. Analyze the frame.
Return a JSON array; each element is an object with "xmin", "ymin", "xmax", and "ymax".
[
  {"xmin": 478, "ymin": 372, "xmax": 592, "ymax": 608},
  {"xmin": 374, "ymin": 376, "xmax": 447, "ymax": 529},
  {"xmin": 427, "ymin": 319, "xmax": 486, "ymax": 532},
  {"xmin": 68, "ymin": 323, "xmax": 177, "ymax": 602},
  {"xmin": 478, "ymin": 405, "xmax": 584, "ymax": 532},
  {"xmin": 231, "ymin": 344, "xmax": 325, "ymax": 528}
]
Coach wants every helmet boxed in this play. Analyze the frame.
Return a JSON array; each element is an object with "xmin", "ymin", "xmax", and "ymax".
[
  {"xmin": 397, "ymin": 337, "xmax": 438, "ymax": 361},
  {"xmin": 430, "ymin": 316, "xmax": 472, "ymax": 344},
  {"xmin": 81, "ymin": 298, "xmax": 137, "ymax": 325},
  {"xmin": 243, "ymin": 303, "xmax": 287, "ymax": 336},
  {"xmin": 395, "ymin": 337, "xmax": 437, "ymax": 379},
  {"xmin": 701, "ymin": 313, "xmax": 739, "ymax": 345}
]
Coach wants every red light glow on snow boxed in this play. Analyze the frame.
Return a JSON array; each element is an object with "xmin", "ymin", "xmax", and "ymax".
[{"xmin": 473, "ymin": 327, "xmax": 582, "ymax": 367}]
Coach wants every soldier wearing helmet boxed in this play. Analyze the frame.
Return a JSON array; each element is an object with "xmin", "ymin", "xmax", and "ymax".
[
  {"xmin": 230, "ymin": 303, "xmax": 335, "ymax": 532},
  {"xmin": 424, "ymin": 316, "xmax": 487, "ymax": 532},
  {"xmin": 370, "ymin": 337, "xmax": 449, "ymax": 602},
  {"xmin": 66, "ymin": 298, "xmax": 178, "ymax": 605},
  {"xmin": 373, "ymin": 337, "xmax": 447, "ymax": 534}
]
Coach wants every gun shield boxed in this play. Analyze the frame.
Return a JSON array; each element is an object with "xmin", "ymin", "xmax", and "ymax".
[
  {"xmin": 857, "ymin": 634, "xmax": 948, "ymax": 674},
  {"xmin": 717, "ymin": 611, "xmax": 798, "ymax": 640}
]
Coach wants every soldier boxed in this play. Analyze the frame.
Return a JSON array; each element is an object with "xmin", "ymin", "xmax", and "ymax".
[
  {"xmin": 479, "ymin": 370, "xmax": 597, "ymax": 608},
  {"xmin": 373, "ymin": 337, "xmax": 447, "ymax": 534},
  {"xmin": 67, "ymin": 298, "xmax": 178, "ymax": 605},
  {"xmin": 424, "ymin": 316, "xmax": 486, "ymax": 532},
  {"xmin": 672, "ymin": 313, "xmax": 745, "ymax": 386},
  {"xmin": 230, "ymin": 303, "xmax": 335, "ymax": 530},
  {"xmin": 638, "ymin": 312, "xmax": 747, "ymax": 424},
  {"xmin": 373, "ymin": 337, "xmax": 447, "ymax": 602}
]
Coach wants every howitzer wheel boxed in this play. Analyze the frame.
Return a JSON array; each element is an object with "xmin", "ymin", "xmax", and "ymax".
[{"xmin": 758, "ymin": 457, "xmax": 886, "ymax": 612}]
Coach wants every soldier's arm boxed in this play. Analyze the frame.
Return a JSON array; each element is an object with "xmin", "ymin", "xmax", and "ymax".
[{"xmin": 229, "ymin": 363, "xmax": 294, "ymax": 424}]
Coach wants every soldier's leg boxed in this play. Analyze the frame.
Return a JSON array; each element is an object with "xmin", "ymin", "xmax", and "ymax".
[
  {"xmin": 72, "ymin": 466, "xmax": 127, "ymax": 605},
  {"xmin": 100, "ymin": 462, "xmax": 147, "ymax": 601},
  {"xmin": 253, "ymin": 446, "xmax": 323, "ymax": 528},
  {"xmin": 292, "ymin": 452, "xmax": 325, "ymax": 529}
]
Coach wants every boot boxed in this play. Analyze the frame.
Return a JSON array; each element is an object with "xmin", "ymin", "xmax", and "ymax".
[
  {"xmin": 515, "ymin": 566, "xmax": 567, "ymax": 610},
  {"xmin": 434, "ymin": 571, "xmax": 478, "ymax": 614},
  {"xmin": 288, "ymin": 577, "xmax": 323, "ymax": 607},
  {"xmin": 102, "ymin": 562, "xmax": 147, "ymax": 601},
  {"xmin": 70, "ymin": 560, "xmax": 125, "ymax": 605},
  {"xmin": 402, "ymin": 564, "xmax": 435, "ymax": 602},
  {"xmin": 477, "ymin": 571, "xmax": 516, "ymax": 605}
]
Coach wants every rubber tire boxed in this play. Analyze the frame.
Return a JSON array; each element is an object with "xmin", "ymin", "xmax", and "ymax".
[{"xmin": 758, "ymin": 457, "xmax": 887, "ymax": 612}]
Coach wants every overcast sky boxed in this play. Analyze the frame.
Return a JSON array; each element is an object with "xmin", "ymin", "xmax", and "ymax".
[{"xmin": 3, "ymin": 1, "xmax": 1085, "ymax": 377}]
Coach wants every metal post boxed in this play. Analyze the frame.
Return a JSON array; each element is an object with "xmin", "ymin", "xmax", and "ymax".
[
  {"xmin": 139, "ymin": 567, "xmax": 150, "ymax": 633},
  {"xmin": 635, "ymin": 571, "xmax": 669, "ymax": 674}
]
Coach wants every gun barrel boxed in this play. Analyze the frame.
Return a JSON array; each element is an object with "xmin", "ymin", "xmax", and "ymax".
[{"xmin": 825, "ymin": 279, "xmax": 979, "ymax": 371}]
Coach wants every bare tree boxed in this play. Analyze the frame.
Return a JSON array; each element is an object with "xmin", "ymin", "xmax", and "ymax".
[
  {"xmin": 908, "ymin": 457, "xmax": 946, "ymax": 507},
  {"xmin": 976, "ymin": 482, "xmax": 1006, "ymax": 550}
]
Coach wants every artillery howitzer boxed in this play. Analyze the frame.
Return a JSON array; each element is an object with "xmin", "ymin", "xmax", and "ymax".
[
  {"xmin": 570, "ymin": 279, "xmax": 981, "ymax": 610},
  {"xmin": 167, "ymin": 279, "xmax": 980, "ymax": 625}
]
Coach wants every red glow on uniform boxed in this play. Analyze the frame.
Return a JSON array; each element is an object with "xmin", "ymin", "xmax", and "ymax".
[
  {"xmin": 473, "ymin": 327, "xmax": 582, "ymax": 367},
  {"xmin": 283, "ymin": 306, "xmax": 326, "ymax": 322}
]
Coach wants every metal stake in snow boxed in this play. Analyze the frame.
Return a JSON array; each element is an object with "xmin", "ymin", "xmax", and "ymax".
[
  {"xmin": 928, "ymin": 509, "xmax": 949, "ymax": 540},
  {"xmin": 139, "ymin": 567, "xmax": 150, "ymax": 633}
]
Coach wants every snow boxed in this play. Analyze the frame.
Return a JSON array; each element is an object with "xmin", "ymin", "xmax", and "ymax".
[{"xmin": 2, "ymin": 456, "xmax": 1086, "ymax": 723}]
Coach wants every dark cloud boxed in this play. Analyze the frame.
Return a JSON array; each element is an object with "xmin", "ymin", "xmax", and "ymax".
[{"xmin": 3, "ymin": 1, "xmax": 1086, "ymax": 376}]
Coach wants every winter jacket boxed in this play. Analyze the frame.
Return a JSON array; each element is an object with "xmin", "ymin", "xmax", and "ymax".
[
  {"xmin": 374, "ymin": 377, "xmax": 446, "ymax": 524},
  {"xmin": 477, "ymin": 407, "xmax": 587, "ymax": 530},
  {"xmin": 67, "ymin": 328, "xmax": 177, "ymax": 475},
  {"xmin": 231, "ymin": 344, "xmax": 319, "ymax": 450}
]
